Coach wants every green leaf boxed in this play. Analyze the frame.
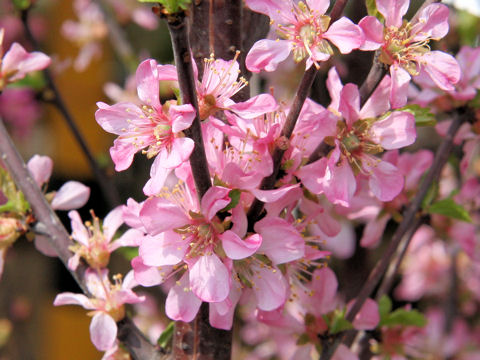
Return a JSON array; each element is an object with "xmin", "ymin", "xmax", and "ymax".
[
  {"xmin": 421, "ymin": 181, "xmax": 439, "ymax": 210},
  {"xmin": 428, "ymin": 198, "xmax": 472, "ymax": 223},
  {"xmin": 380, "ymin": 309, "xmax": 427, "ymax": 328},
  {"xmin": 157, "ymin": 321, "xmax": 174, "ymax": 348},
  {"xmin": 329, "ymin": 310, "xmax": 353, "ymax": 334},
  {"xmin": 138, "ymin": 0, "xmax": 191, "ymax": 13},
  {"xmin": 378, "ymin": 295, "xmax": 392, "ymax": 320},
  {"xmin": 397, "ymin": 104, "xmax": 436, "ymax": 127},
  {"xmin": 12, "ymin": 0, "xmax": 31, "ymax": 10},
  {"xmin": 220, "ymin": 189, "xmax": 241, "ymax": 213},
  {"xmin": 117, "ymin": 247, "xmax": 139, "ymax": 261}
]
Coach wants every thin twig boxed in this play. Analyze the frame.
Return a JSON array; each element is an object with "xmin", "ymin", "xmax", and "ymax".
[
  {"xmin": 319, "ymin": 107, "xmax": 472, "ymax": 360},
  {"xmin": 0, "ymin": 118, "xmax": 162, "ymax": 359},
  {"xmin": 20, "ymin": 9, "xmax": 121, "ymax": 208}
]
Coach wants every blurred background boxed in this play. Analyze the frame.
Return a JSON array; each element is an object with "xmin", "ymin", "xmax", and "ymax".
[{"xmin": 0, "ymin": 0, "xmax": 479, "ymax": 358}]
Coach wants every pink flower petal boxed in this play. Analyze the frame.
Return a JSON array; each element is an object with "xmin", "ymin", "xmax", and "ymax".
[
  {"xmin": 68, "ymin": 210, "xmax": 89, "ymax": 246},
  {"xmin": 27, "ymin": 155, "xmax": 53, "ymax": 187},
  {"xmin": 131, "ymin": 256, "xmax": 168, "ymax": 287},
  {"xmin": 360, "ymin": 214, "xmax": 391, "ymax": 248},
  {"xmin": 255, "ymin": 217, "xmax": 304, "ymax": 264},
  {"xmin": 90, "ymin": 312, "xmax": 117, "ymax": 351},
  {"xmin": 370, "ymin": 111, "xmax": 416, "ymax": 150},
  {"xmin": 253, "ymin": 265, "xmax": 288, "ymax": 311},
  {"xmin": 2, "ymin": 43, "xmax": 50, "ymax": 81},
  {"xmin": 348, "ymin": 298, "xmax": 380, "ymax": 330},
  {"xmin": 52, "ymin": 181, "xmax": 90, "ymax": 211},
  {"xmin": 200, "ymin": 186, "xmax": 231, "ymax": 220},
  {"xmin": 339, "ymin": 83, "xmax": 360, "ymax": 127},
  {"xmin": 411, "ymin": 4, "xmax": 449, "ymax": 41},
  {"xmin": 140, "ymin": 197, "xmax": 189, "ymax": 235},
  {"xmin": 376, "ymin": 0, "xmax": 409, "ymax": 27},
  {"xmin": 136, "ymin": 59, "xmax": 160, "ymax": 108},
  {"xmin": 421, "ymin": 51, "xmax": 461, "ymax": 91},
  {"xmin": 365, "ymin": 159, "xmax": 404, "ymax": 202},
  {"xmin": 390, "ymin": 65, "xmax": 411, "ymax": 108},
  {"xmin": 110, "ymin": 229, "xmax": 143, "ymax": 251},
  {"xmin": 110, "ymin": 138, "xmax": 138, "ymax": 171},
  {"xmin": 323, "ymin": 17, "xmax": 364, "ymax": 54},
  {"xmin": 102, "ymin": 206, "xmax": 124, "ymax": 241},
  {"xmin": 221, "ymin": 231, "xmax": 262, "ymax": 260},
  {"xmin": 165, "ymin": 273, "xmax": 202, "ymax": 322},
  {"xmin": 326, "ymin": 67, "xmax": 343, "ymax": 112},
  {"xmin": 311, "ymin": 267, "xmax": 338, "ymax": 315},
  {"xmin": 228, "ymin": 94, "xmax": 278, "ymax": 119},
  {"xmin": 189, "ymin": 254, "xmax": 230, "ymax": 302},
  {"xmin": 358, "ymin": 16, "xmax": 384, "ymax": 51},
  {"xmin": 53, "ymin": 292, "xmax": 93, "ymax": 309},
  {"xmin": 245, "ymin": 39, "xmax": 292, "ymax": 73},
  {"xmin": 139, "ymin": 232, "xmax": 187, "ymax": 266},
  {"xmin": 170, "ymin": 104, "xmax": 196, "ymax": 133},
  {"xmin": 157, "ymin": 137, "xmax": 194, "ymax": 169}
]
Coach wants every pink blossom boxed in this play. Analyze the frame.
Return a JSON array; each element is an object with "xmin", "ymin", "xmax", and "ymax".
[
  {"xmin": 53, "ymin": 269, "xmax": 144, "ymax": 351},
  {"xmin": 0, "ymin": 28, "xmax": 50, "ymax": 90},
  {"xmin": 297, "ymin": 69, "xmax": 415, "ymax": 206},
  {"xmin": 245, "ymin": 0, "xmax": 364, "ymax": 71},
  {"xmin": 67, "ymin": 207, "xmax": 141, "ymax": 270},
  {"xmin": 359, "ymin": 1, "xmax": 460, "ymax": 107},
  {"xmin": 0, "ymin": 88, "xmax": 42, "ymax": 138},
  {"xmin": 95, "ymin": 59, "xmax": 196, "ymax": 172}
]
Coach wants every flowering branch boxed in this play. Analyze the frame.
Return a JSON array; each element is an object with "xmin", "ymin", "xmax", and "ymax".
[
  {"xmin": 0, "ymin": 117, "xmax": 163, "ymax": 360},
  {"xmin": 320, "ymin": 106, "xmax": 473, "ymax": 360},
  {"xmin": 20, "ymin": 9, "xmax": 121, "ymax": 208}
]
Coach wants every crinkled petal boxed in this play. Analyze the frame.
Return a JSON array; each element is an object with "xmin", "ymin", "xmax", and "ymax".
[
  {"xmin": 221, "ymin": 231, "xmax": 262, "ymax": 260},
  {"xmin": 365, "ymin": 159, "xmax": 404, "ymax": 202},
  {"xmin": 110, "ymin": 138, "xmax": 138, "ymax": 171},
  {"xmin": 370, "ymin": 111, "xmax": 416, "ymax": 149},
  {"xmin": 200, "ymin": 186, "xmax": 231, "ymax": 220},
  {"xmin": 190, "ymin": 254, "xmax": 230, "ymax": 302},
  {"xmin": 170, "ymin": 104, "xmax": 196, "ymax": 133},
  {"xmin": 246, "ymin": 39, "xmax": 292, "ymax": 73},
  {"xmin": 421, "ymin": 51, "xmax": 461, "ymax": 91},
  {"xmin": 90, "ymin": 312, "xmax": 117, "ymax": 351},
  {"xmin": 376, "ymin": 0, "xmax": 409, "ymax": 27},
  {"xmin": 411, "ymin": 4, "xmax": 449, "ymax": 41},
  {"xmin": 358, "ymin": 16, "xmax": 384, "ymax": 51},
  {"xmin": 140, "ymin": 197, "xmax": 190, "ymax": 235}
]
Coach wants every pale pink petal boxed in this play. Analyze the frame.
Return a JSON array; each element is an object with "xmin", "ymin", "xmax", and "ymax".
[
  {"xmin": 139, "ymin": 232, "xmax": 187, "ymax": 266},
  {"xmin": 221, "ymin": 231, "xmax": 262, "ymax": 260},
  {"xmin": 110, "ymin": 138, "xmax": 138, "ymax": 171},
  {"xmin": 131, "ymin": 256, "xmax": 168, "ymax": 287},
  {"xmin": 90, "ymin": 313, "xmax": 117, "ymax": 351},
  {"xmin": 254, "ymin": 217, "xmax": 304, "ymax": 264},
  {"xmin": 390, "ymin": 65, "xmax": 411, "ymax": 108},
  {"xmin": 165, "ymin": 273, "xmax": 202, "ymax": 322},
  {"xmin": 244, "ymin": 0, "xmax": 293, "ymax": 23},
  {"xmin": 376, "ymin": 0, "xmax": 409, "ymax": 27},
  {"xmin": 52, "ymin": 181, "xmax": 90, "ymax": 211},
  {"xmin": 313, "ymin": 221, "xmax": 356, "ymax": 259},
  {"xmin": 421, "ymin": 51, "xmax": 461, "ymax": 91},
  {"xmin": 140, "ymin": 197, "xmax": 189, "ymax": 235},
  {"xmin": 296, "ymin": 158, "xmax": 328, "ymax": 195},
  {"xmin": 332, "ymin": 344, "xmax": 359, "ymax": 360},
  {"xmin": 250, "ymin": 183, "xmax": 300, "ymax": 203},
  {"xmin": 245, "ymin": 39, "xmax": 292, "ymax": 73},
  {"xmin": 157, "ymin": 137, "xmax": 194, "ymax": 169},
  {"xmin": 68, "ymin": 210, "xmax": 89, "ymax": 245},
  {"xmin": 323, "ymin": 155, "xmax": 356, "ymax": 207},
  {"xmin": 326, "ymin": 67, "xmax": 343, "ymax": 112},
  {"xmin": 136, "ymin": 59, "xmax": 160, "ymax": 107},
  {"xmin": 209, "ymin": 282, "xmax": 241, "ymax": 330},
  {"xmin": 230, "ymin": 204, "xmax": 247, "ymax": 238},
  {"xmin": 311, "ymin": 267, "xmax": 338, "ymax": 315},
  {"xmin": 34, "ymin": 235, "xmax": 58, "ymax": 257},
  {"xmin": 228, "ymin": 94, "xmax": 278, "ymax": 118},
  {"xmin": 190, "ymin": 254, "xmax": 230, "ymax": 302},
  {"xmin": 102, "ymin": 206, "xmax": 124, "ymax": 241},
  {"xmin": 360, "ymin": 214, "xmax": 391, "ymax": 248},
  {"xmin": 360, "ymin": 75, "xmax": 391, "ymax": 118},
  {"xmin": 85, "ymin": 269, "xmax": 108, "ymax": 299},
  {"xmin": 143, "ymin": 158, "xmax": 172, "ymax": 196},
  {"xmin": 53, "ymin": 292, "xmax": 93, "ymax": 309},
  {"xmin": 157, "ymin": 64, "xmax": 178, "ymax": 81},
  {"xmin": 170, "ymin": 104, "xmax": 196, "ymax": 133},
  {"xmin": 348, "ymin": 298, "xmax": 380, "ymax": 330},
  {"xmin": 132, "ymin": 8, "xmax": 158, "ymax": 30},
  {"xmin": 323, "ymin": 17, "xmax": 364, "ymax": 54},
  {"xmin": 27, "ymin": 155, "xmax": 53, "ymax": 187},
  {"xmin": 200, "ymin": 186, "xmax": 231, "ymax": 220},
  {"xmin": 370, "ymin": 111, "xmax": 416, "ymax": 149},
  {"xmin": 67, "ymin": 253, "xmax": 81, "ymax": 271},
  {"xmin": 358, "ymin": 16, "xmax": 384, "ymax": 51},
  {"xmin": 2, "ymin": 43, "xmax": 50, "ymax": 81},
  {"xmin": 109, "ymin": 229, "xmax": 143, "ymax": 251},
  {"xmin": 411, "ymin": 4, "xmax": 449, "ymax": 41},
  {"xmin": 365, "ymin": 159, "xmax": 404, "ymax": 202},
  {"xmin": 95, "ymin": 102, "xmax": 146, "ymax": 135},
  {"xmin": 306, "ymin": 0, "xmax": 330, "ymax": 14},
  {"xmin": 253, "ymin": 265, "xmax": 288, "ymax": 311},
  {"xmin": 339, "ymin": 83, "xmax": 360, "ymax": 127}
]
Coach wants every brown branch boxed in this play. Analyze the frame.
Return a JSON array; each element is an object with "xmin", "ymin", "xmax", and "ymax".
[
  {"xmin": 0, "ymin": 118, "xmax": 161, "ymax": 359},
  {"xmin": 20, "ymin": 9, "xmax": 121, "ymax": 209},
  {"xmin": 319, "ymin": 106, "xmax": 472, "ymax": 360},
  {"xmin": 166, "ymin": 12, "xmax": 212, "ymax": 199}
]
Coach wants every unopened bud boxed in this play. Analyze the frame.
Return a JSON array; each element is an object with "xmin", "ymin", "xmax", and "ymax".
[{"xmin": 0, "ymin": 217, "xmax": 22, "ymax": 248}]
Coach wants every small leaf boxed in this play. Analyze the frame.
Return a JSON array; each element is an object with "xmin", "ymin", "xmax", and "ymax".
[
  {"xmin": 157, "ymin": 321, "xmax": 174, "ymax": 348},
  {"xmin": 220, "ymin": 189, "xmax": 241, "ymax": 213},
  {"xmin": 329, "ymin": 310, "xmax": 353, "ymax": 334},
  {"xmin": 378, "ymin": 295, "xmax": 392, "ymax": 320},
  {"xmin": 397, "ymin": 104, "xmax": 436, "ymax": 127},
  {"xmin": 428, "ymin": 198, "xmax": 472, "ymax": 223},
  {"xmin": 380, "ymin": 309, "xmax": 427, "ymax": 328}
]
